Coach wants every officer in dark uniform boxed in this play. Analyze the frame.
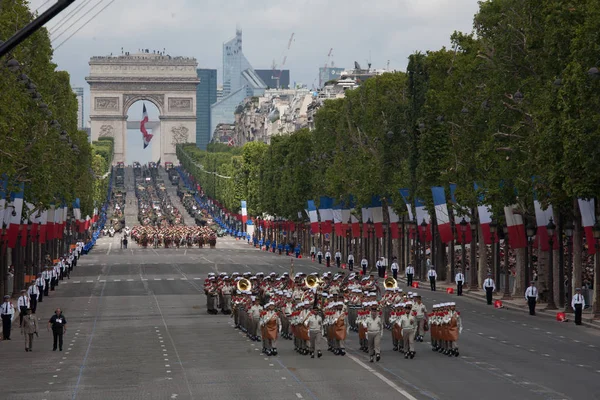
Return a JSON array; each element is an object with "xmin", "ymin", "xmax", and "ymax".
[{"xmin": 48, "ymin": 308, "xmax": 67, "ymax": 351}]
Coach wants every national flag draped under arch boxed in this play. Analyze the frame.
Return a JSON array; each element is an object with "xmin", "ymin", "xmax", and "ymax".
[{"xmin": 140, "ymin": 104, "xmax": 153, "ymax": 149}]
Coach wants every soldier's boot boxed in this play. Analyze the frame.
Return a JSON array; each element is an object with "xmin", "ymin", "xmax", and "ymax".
[{"xmin": 317, "ymin": 350, "xmax": 322, "ymax": 358}]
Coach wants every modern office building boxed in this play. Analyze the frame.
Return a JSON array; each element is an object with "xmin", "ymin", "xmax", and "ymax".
[
  {"xmin": 318, "ymin": 67, "xmax": 345, "ymax": 88},
  {"xmin": 210, "ymin": 29, "xmax": 267, "ymax": 141},
  {"xmin": 196, "ymin": 68, "xmax": 218, "ymax": 150},
  {"xmin": 73, "ymin": 87, "xmax": 84, "ymax": 130},
  {"xmin": 255, "ymin": 69, "xmax": 290, "ymax": 89}
]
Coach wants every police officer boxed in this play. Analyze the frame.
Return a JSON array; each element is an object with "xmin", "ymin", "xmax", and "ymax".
[
  {"xmin": 428, "ymin": 266, "xmax": 437, "ymax": 291},
  {"xmin": 48, "ymin": 308, "xmax": 67, "ymax": 351},
  {"xmin": 1, "ymin": 295, "xmax": 15, "ymax": 340},
  {"xmin": 571, "ymin": 288, "xmax": 585, "ymax": 325},
  {"xmin": 347, "ymin": 253, "xmax": 354, "ymax": 271},
  {"xmin": 455, "ymin": 268, "xmax": 465, "ymax": 296},
  {"xmin": 483, "ymin": 274, "xmax": 496, "ymax": 305},
  {"xmin": 391, "ymin": 257, "xmax": 399, "ymax": 280},
  {"xmin": 524, "ymin": 281, "xmax": 538, "ymax": 316},
  {"xmin": 406, "ymin": 263, "xmax": 414, "ymax": 287}
]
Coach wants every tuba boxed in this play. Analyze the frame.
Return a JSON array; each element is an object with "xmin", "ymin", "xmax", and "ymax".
[
  {"xmin": 237, "ymin": 278, "xmax": 252, "ymax": 292},
  {"xmin": 305, "ymin": 275, "xmax": 322, "ymax": 289},
  {"xmin": 384, "ymin": 277, "xmax": 397, "ymax": 290}
]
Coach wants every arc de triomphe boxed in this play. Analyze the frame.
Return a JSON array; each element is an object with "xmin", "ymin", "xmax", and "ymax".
[{"xmin": 86, "ymin": 53, "xmax": 200, "ymax": 164}]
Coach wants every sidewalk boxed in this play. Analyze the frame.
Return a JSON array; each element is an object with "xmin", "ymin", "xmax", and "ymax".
[{"xmin": 397, "ymin": 275, "xmax": 600, "ymax": 330}]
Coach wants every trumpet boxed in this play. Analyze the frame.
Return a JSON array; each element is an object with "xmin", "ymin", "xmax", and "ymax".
[
  {"xmin": 237, "ymin": 278, "xmax": 252, "ymax": 292},
  {"xmin": 384, "ymin": 277, "xmax": 397, "ymax": 290},
  {"xmin": 305, "ymin": 275, "xmax": 322, "ymax": 289}
]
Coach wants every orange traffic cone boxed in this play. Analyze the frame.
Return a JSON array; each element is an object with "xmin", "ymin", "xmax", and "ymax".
[
  {"xmin": 446, "ymin": 287, "xmax": 454, "ymax": 294},
  {"xmin": 412, "ymin": 282, "xmax": 419, "ymax": 288},
  {"xmin": 494, "ymin": 300, "xmax": 503, "ymax": 308},
  {"xmin": 556, "ymin": 312, "xmax": 567, "ymax": 322}
]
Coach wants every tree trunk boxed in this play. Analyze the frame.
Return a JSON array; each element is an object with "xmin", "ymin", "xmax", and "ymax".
[
  {"xmin": 478, "ymin": 223, "xmax": 487, "ymax": 288},
  {"xmin": 514, "ymin": 247, "xmax": 526, "ymax": 296},
  {"xmin": 573, "ymin": 199, "xmax": 583, "ymax": 290}
]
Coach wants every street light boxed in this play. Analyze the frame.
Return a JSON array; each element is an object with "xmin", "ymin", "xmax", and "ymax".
[
  {"xmin": 564, "ymin": 219, "xmax": 574, "ymax": 312},
  {"xmin": 502, "ymin": 224, "xmax": 512, "ymax": 300},
  {"xmin": 593, "ymin": 220, "xmax": 600, "ymax": 318},
  {"xmin": 526, "ymin": 220, "xmax": 536, "ymax": 282},
  {"xmin": 546, "ymin": 217, "xmax": 557, "ymax": 310}
]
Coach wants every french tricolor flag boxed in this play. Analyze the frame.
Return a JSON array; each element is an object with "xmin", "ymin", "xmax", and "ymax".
[
  {"xmin": 7, "ymin": 184, "xmax": 24, "ymax": 249},
  {"xmin": 399, "ymin": 188, "xmax": 416, "ymax": 239},
  {"xmin": 578, "ymin": 199, "xmax": 596, "ymax": 255},
  {"xmin": 38, "ymin": 210, "xmax": 47, "ymax": 244},
  {"xmin": 414, "ymin": 197, "xmax": 432, "ymax": 242},
  {"xmin": 370, "ymin": 196, "xmax": 384, "ymax": 238},
  {"xmin": 361, "ymin": 206, "xmax": 372, "ymax": 238},
  {"xmin": 332, "ymin": 200, "xmax": 343, "ymax": 236},
  {"xmin": 387, "ymin": 201, "xmax": 400, "ymax": 239},
  {"xmin": 341, "ymin": 203, "xmax": 351, "ymax": 234},
  {"xmin": 140, "ymin": 104, "xmax": 153, "ymax": 149},
  {"xmin": 47, "ymin": 206, "xmax": 55, "ymax": 241},
  {"xmin": 475, "ymin": 183, "xmax": 498, "ymax": 244},
  {"xmin": 533, "ymin": 197, "xmax": 558, "ymax": 251},
  {"xmin": 307, "ymin": 200, "xmax": 319, "ymax": 234},
  {"xmin": 73, "ymin": 198, "xmax": 82, "ymax": 233},
  {"xmin": 318, "ymin": 196, "xmax": 334, "ymax": 234},
  {"xmin": 431, "ymin": 187, "xmax": 453, "ymax": 243},
  {"xmin": 449, "ymin": 184, "xmax": 472, "ymax": 244},
  {"xmin": 504, "ymin": 205, "xmax": 527, "ymax": 248},
  {"xmin": 0, "ymin": 179, "xmax": 6, "ymax": 226},
  {"xmin": 26, "ymin": 203, "xmax": 38, "ymax": 245},
  {"xmin": 241, "ymin": 200, "xmax": 247, "ymax": 224},
  {"xmin": 351, "ymin": 215, "xmax": 360, "ymax": 238}
]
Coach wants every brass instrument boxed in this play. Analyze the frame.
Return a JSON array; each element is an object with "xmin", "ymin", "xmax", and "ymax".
[
  {"xmin": 384, "ymin": 277, "xmax": 398, "ymax": 290},
  {"xmin": 237, "ymin": 278, "xmax": 252, "ymax": 292},
  {"xmin": 305, "ymin": 275, "xmax": 322, "ymax": 289}
]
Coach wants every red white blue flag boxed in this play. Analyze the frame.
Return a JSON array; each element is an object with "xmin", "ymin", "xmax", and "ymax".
[{"xmin": 140, "ymin": 104, "xmax": 153, "ymax": 149}]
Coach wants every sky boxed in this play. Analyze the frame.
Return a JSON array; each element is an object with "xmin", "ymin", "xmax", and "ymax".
[{"xmin": 27, "ymin": 0, "xmax": 482, "ymax": 162}]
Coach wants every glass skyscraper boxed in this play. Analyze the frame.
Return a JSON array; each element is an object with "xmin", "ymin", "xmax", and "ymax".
[
  {"xmin": 210, "ymin": 29, "xmax": 266, "ymax": 141},
  {"xmin": 196, "ymin": 69, "xmax": 218, "ymax": 150}
]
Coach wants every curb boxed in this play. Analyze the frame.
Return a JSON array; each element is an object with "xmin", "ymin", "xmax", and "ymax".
[{"xmin": 396, "ymin": 276, "xmax": 600, "ymax": 331}]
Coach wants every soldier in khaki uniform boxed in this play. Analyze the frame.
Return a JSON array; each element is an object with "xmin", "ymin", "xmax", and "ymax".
[
  {"xmin": 21, "ymin": 308, "xmax": 38, "ymax": 352},
  {"xmin": 411, "ymin": 295, "xmax": 427, "ymax": 342},
  {"xmin": 304, "ymin": 308, "xmax": 324, "ymax": 358},
  {"xmin": 400, "ymin": 302, "xmax": 416, "ymax": 359},
  {"xmin": 362, "ymin": 303, "xmax": 383, "ymax": 362}
]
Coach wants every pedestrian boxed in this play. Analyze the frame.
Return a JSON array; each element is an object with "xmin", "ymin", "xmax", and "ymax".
[
  {"xmin": 406, "ymin": 263, "xmax": 414, "ymax": 287},
  {"xmin": 17, "ymin": 290, "xmax": 30, "ymax": 327},
  {"xmin": 483, "ymin": 274, "xmax": 496, "ymax": 305},
  {"xmin": 391, "ymin": 257, "xmax": 399, "ymax": 280},
  {"xmin": 571, "ymin": 288, "xmax": 585, "ymax": 325},
  {"xmin": 48, "ymin": 308, "xmax": 67, "ymax": 351},
  {"xmin": 1, "ymin": 295, "xmax": 15, "ymax": 340},
  {"xmin": 428, "ymin": 266, "xmax": 437, "ymax": 291},
  {"xmin": 27, "ymin": 281, "xmax": 39, "ymax": 314},
  {"xmin": 524, "ymin": 281, "xmax": 538, "ymax": 316},
  {"xmin": 21, "ymin": 308, "xmax": 38, "ymax": 352},
  {"xmin": 455, "ymin": 268, "xmax": 465, "ymax": 296}
]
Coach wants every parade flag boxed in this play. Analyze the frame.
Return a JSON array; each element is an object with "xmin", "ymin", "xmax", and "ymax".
[
  {"xmin": 361, "ymin": 206, "xmax": 372, "ymax": 238},
  {"xmin": 38, "ymin": 210, "xmax": 47, "ymax": 244},
  {"xmin": 140, "ymin": 104, "xmax": 153, "ymax": 149},
  {"xmin": 399, "ymin": 188, "xmax": 416, "ymax": 239},
  {"xmin": 504, "ymin": 205, "xmax": 527, "ymax": 248},
  {"xmin": 47, "ymin": 205, "xmax": 55, "ymax": 241},
  {"xmin": 387, "ymin": 200, "xmax": 400, "ymax": 239},
  {"xmin": 370, "ymin": 196, "xmax": 384, "ymax": 238},
  {"xmin": 318, "ymin": 196, "xmax": 333, "ymax": 234},
  {"xmin": 241, "ymin": 200, "xmax": 247, "ymax": 223},
  {"xmin": 307, "ymin": 200, "xmax": 319, "ymax": 234},
  {"xmin": 475, "ymin": 183, "xmax": 498, "ymax": 244},
  {"xmin": 431, "ymin": 187, "xmax": 453, "ymax": 243},
  {"xmin": 332, "ymin": 200, "xmax": 344, "ymax": 236},
  {"xmin": 7, "ymin": 183, "xmax": 24, "ymax": 248},
  {"xmin": 73, "ymin": 198, "xmax": 83, "ymax": 233},
  {"xmin": 533, "ymin": 196, "xmax": 558, "ymax": 251},
  {"xmin": 0, "ymin": 179, "xmax": 6, "ymax": 227},
  {"xmin": 449, "ymin": 184, "xmax": 472, "ymax": 244},
  {"xmin": 578, "ymin": 199, "xmax": 596, "ymax": 255},
  {"xmin": 26, "ymin": 203, "xmax": 39, "ymax": 245},
  {"xmin": 414, "ymin": 197, "xmax": 432, "ymax": 242}
]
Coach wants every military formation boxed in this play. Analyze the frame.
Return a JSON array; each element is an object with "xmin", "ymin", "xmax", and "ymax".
[
  {"xmin": 130, "ymin": 226, "xmax": 216, "ymax": 248},
  {"xmin": 204, "ymin": 270, "xmax": 462, "ymax": 362}
]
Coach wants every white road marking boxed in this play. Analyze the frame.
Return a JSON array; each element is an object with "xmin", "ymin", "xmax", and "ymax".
[
  {"xmin": 346, "ymin": 353, "xmax": 418, "ymax": 400},
  {"xmin": 180, "ymin": 278, "xmax": 187, "ymax": 280},
  {"xmin": 193, "ymin": 277, "xmax": 201, "ymax": 280},
  {"xmin": 86, "ymin": 280, "xmax": 93, "ymax": 283},
  {"xmin": 543, "ymin": 354, "xmax": 550, "ymax": 357},
  {"xmin": 73, "ymin": 281, "xmax": 81, "ymax": 284},
  {"xmin": 167, "ymin": 278, "xmax": 175, "ymax": 281},
  {"xmin": 107, "ymin": 243, "xmax": 112, "ymax": 255},
  {"xmin": 154, "ymin": 278, "xmax": 161, "ymax": 281},
  {"xmin": 269, "ymin": 364, "xmax": 274, "ymax": 366},
  {"xmin": 127, "ymin": 279, "xmax": 134, "ymax": 282},
  {"xmin": 114, "ymin": 279, "xmax": 121, "ymax": 282},
  {"xmin": 282, "ymin": 377, "xmax": 286, "ymax": 380},
  {"xmin": 295, "ymin": 394, "xmax": 303, "ymax": 399},
  {"xmin": 99, "ymin": 280, "xmax": 106, "ymax": 282}
]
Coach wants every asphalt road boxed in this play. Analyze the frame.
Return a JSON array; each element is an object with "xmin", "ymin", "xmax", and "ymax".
[{"xmin": 2, "ymin": 234, "xmax": 599, "ymax": 400}]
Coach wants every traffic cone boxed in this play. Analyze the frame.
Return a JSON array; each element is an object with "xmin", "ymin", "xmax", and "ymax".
[
  {"xmin": 446, "ymin": 287, "xmax": 454, "ymax": 294},
  {"xmin": 494, "ymin": 300, "xmax": 503, "ymax": 308},
  {"xmin": 412, "ymin": 282, "xmax": 419, "ymax": 288},
  {"xmin": 556, "ymin": 312, "xmax": 567, "ymax": 322}
]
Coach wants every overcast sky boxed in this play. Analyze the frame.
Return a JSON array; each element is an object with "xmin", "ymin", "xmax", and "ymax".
[{"xmin": 28, "ymin": 0, "xmax": 481, "ymax": 162}]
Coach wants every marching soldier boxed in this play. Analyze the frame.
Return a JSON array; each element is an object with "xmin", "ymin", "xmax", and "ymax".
[
  {"xmin": 400, "ymin": 302, "xmax": 416, "ymax": 359},
  {"xmin": 447, "ymin": 302, "xmax": 462, "ymax": 356},
  {"xmin": 249, "ymin": 297, "xmax": 263, "ymax": 341},
  {"xmin": 304, "ymin": 308, "xmax": 324, "ymax": 358},
  {"xmin": 205, "ymin": 278, "xmax": 218, "ymax": 314},
  {"xmin": 260, "ymin": 302, "xmax": 281, "ymax": 356},
  {"xmin": 221, "ymin": 277, "xmax": 233, "ymax": 314},
  {"xmin": 411, "ymin": 295, "xmax": 427, "ymax": 342},
  {"xmin": 21, "ymin": 308, "xmax": 38, "ymax": 352},
  {"xmin": 362, "ymin": 303, "xmax": 382, "ymax": 362}
]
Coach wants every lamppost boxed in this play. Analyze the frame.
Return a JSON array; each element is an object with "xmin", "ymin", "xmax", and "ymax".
[
  {"xmin": 526, "ymin": 220, "xmax": 536, "ymax": 283},
  {"xmin": 593, "ymin": 221, "xmax": 600, "ymax": 318},
  {"xmin": 502, "ymin": 224, "xmax": 512, "ymax": 300},
  {"xmin": 460, "ymin": 218, "xmax": 467, "ymax": 283},
  {"xmin": 546, "ymin": 217, "xmax": 557, "ymax": 310},
  {"xmin": 489, "ymin": 220, "xmax": 497, "ymax": 288},
  {"xmin": 469, "ymin": 221, "xmax": 478, "ymax": 290},
  {"xmin": 420, "ymin": 219, "xmax": 427, "ymax": 282},
  {"xmin": 412, "ymin": 219, "xmax": 419, "ymax": 280},
  {"xmin": 346, "ymin": 217, "xmax": 352, "ymax": 261},
  {"xmin": 564, "ymin": 219, "xmax": 574, "ymax": 312}
]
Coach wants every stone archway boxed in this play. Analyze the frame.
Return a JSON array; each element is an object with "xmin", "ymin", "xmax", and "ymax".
[{"xmin": 87, "ymin": 53, "xmax": 200, "ymax": 164}]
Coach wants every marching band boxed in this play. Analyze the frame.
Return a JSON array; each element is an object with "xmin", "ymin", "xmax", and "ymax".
[{"xmin": 203, "ymin": 269, "xmax": 463, "ymax": 361}]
